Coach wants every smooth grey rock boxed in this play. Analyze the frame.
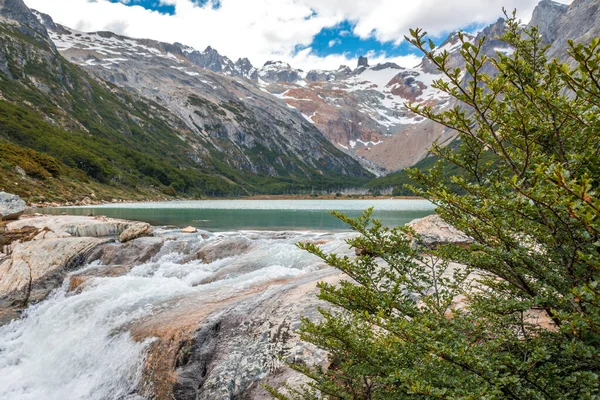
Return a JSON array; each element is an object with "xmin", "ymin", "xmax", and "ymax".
[
  {"xmin": 14, "ymin": 165, "xmax": 26, "ymax": 179},
  {"xmin": 0, "ymin": 191, "xmax": 26, "ymax": 220}
]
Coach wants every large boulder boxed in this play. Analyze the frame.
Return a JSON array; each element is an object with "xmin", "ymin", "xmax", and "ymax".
[
  {"xmin": 0, "ymin": 236, "xmax": 107, "ymax": 308},
  {"xmin": 0, "ymin": 191, "xmax": 26, "ymax": 220},
  {"xmin": 407, "ymin": 214, "xmax": 473, "ymax": 248},
  {"xmin": 7, "ymin": 215, "xmax": 143, "ymax": 238}
]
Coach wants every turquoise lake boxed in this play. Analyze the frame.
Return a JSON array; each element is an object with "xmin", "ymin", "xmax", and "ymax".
[{"xmin": 32, "ymin": 199, "xmax": 435, "ymax": 231}]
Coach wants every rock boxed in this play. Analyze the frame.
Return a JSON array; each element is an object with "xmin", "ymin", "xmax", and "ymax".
[
  {"xmin": 119, "ymin": 222, "xmax": 153, "ymax": 243},
  {"xmin": 69, "ymin": 237, "xmax": 164, "ymax": 292},
  {"xmin": 305, "ymin": 69, "xmax": 334, "ymax": 82},
  {"xmin": 14, "ymin": 165, "xmax": 27, "ymax": 179},
  {"xmin": 530, "ymin": 0, "xmax": 569, "ymax": 44},
  {"xmin": 357, "ymin": 55, "xmax": 369, "ymax": 68},
  {"xmin": 0, "ymin": 191, "xmax": 26, "ymax": 220},
  {"xmin": 32, "ymin": 230, "xmax": 72, "ymax": 240},
  {"xmin": 132, "ymin": 269, "xmax": 341, "ymax": 400},
  {"xmin": 68, "ymin": 265, "xmax": 130, "ymax": 293},
  {"xmin": 181, "ymin": 226, "xmax": 198, "ymax": 234},
  {"xmin": 87, "ymin": 236, "xmax": 165, "ymax": 267},
  {"xmin": 7, "ymin": 215, "xmax": 140, "ymax": 238},
  {"xmin": 407, "ymin": 214, "xmax": 473, "ymax": 248},
  {"xmin": 186, "ymin": 236, "xmax": 252, "ymax": 264},
  {"xmin": 0, "ymin": 237, "xmax": 107, "ymax": 309}
]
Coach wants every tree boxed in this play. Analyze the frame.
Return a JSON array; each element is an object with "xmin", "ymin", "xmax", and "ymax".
[{"xmin": 269, "ymin": 11, "xmax": 600, "ymax": 400}]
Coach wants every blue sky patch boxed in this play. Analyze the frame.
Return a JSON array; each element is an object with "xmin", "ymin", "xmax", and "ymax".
[
  {"xmin": 107, "ymin": 0, "xmax": 221, "ymax": 15},
  {"xmin": 305, "ymin": 20, "xmax": 486, "ymax": 60},
  {"xmin": 107, "ymin": 0, "xmax": 175, "ymax": 15}
]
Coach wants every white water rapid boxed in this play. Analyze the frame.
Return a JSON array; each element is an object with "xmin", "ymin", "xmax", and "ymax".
[{"xmin": 0, "ymin": 229, "xmax": 354, "ymax": 400}]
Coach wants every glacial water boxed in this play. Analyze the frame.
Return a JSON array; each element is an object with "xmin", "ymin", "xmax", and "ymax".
[
  {"xmin": 0, "ymin": 229, "xmax": 356, "ymax": 399},
  {"xmin": 32, "ymin": 199, "xmax": 435, "ymax": 231}
]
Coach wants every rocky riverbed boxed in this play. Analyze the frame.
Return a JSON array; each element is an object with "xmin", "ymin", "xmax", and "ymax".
[{"xmin": 0, "ymin": 194, "xmax": 470, "ymax": 399}]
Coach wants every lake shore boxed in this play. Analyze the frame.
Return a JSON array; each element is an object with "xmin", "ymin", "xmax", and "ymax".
[{"xmin": 27, "ymin": 194, "xmax": 424, "ymax": 209}]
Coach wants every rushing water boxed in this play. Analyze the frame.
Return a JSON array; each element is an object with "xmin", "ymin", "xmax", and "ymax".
[
  {"xmin": 32, "ymin": 199, "xmax": 435, "ymax": 231},
  {"xmin": 0, "ymin": 229, "xmax": 356, "ymax": 399}
]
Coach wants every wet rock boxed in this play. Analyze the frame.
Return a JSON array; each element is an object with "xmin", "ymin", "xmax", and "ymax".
[
  {"xmin": 181, "ymin": 226, "xmax": 198, "ymax": 234},
  {"xmin": 68, "ymin": 236, "xmax": 164, "ymax": 292},
  {"xmin": 184, "ymin": 236, "xmax": 253, "ymax": 265},
  {"xmin": 0, "ymin": 237, "xmax": 107, "ymax": 309},
  {"xmin": 133, "ymin": 269, "xmax": 340, "ymax": 400},
  {"xmin": 68, "ymin": 265, "xmax": 131, "ymax": 293},
  {"xmin": 87, "ymin": 236, "xmax": 165, "ymax": 266},
  {"xmin": 407, "ymin": 214, "xmax": 473, "ymax": 248},
  {"xmin": 119, "ymin": 222, "xmax": 153, "ymax": 243},
  {"xmin": 0, "ymin": 191, "xmax": 26, "ymax": 220}
]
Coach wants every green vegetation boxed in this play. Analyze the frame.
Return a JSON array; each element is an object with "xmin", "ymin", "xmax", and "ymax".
[
  {"xmin": 365, "ymin": 142, "xmax": 499, "ymax": 196},
  {"xmin": 272, "ymin": 13, "xmax": 600, "ymax": 399}
]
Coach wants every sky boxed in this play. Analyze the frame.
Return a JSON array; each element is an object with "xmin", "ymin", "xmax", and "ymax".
[{"xmin": 23, "ymin": 0, "xmax": 572, "ymax": 71}]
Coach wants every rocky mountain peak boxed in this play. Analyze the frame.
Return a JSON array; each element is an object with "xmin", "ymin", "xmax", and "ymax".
[
  {"xmin": 1, "ymin": 0, "xmax": 53, "ymax": 48},
  {"xmin": 258, "ymin": 60, "xmax": 303, "ymax": 83},
  {"xmin": 234, "ymin": 57, "xmax": 256, "ymax": 78},
  {"xmin": 371, "ymin": 62, "xmax": 402, "ymax": 71},
  {"xmin": 357, "ymin": 56, "xmax": 369, "ymax": 68},
  {"xmin": 31, "ymin": 9, "xmax": 69, "ymax": 35},
  {"xmin": 530, "ymin": 0, "xmax": 569, "ymax": 43},
  {"xmin": 185, "ymin": 45, "xmax": 233, "ymax": 74}
]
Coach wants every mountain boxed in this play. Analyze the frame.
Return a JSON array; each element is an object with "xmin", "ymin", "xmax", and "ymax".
[
  {"xmin": 0, "ymin": 0, "xmax": 371, "ymax": 202},
  {"xmin": 36, "ymin": 15, "xmax": 369, "ymax": 178}
]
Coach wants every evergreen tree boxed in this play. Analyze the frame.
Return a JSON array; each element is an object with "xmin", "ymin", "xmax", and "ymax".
[{"xmin": 269, "ymin": 11, "xmax": 600, "ymax": 400}]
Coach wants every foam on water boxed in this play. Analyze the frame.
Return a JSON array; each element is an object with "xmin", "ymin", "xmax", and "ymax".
[{"xmin": 0, "ymin": 230, "xmax": 353, "ymax": 399}]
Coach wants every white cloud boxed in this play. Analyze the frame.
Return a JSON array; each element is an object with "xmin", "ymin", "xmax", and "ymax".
[
  {"xmin": 328, "ymin": 38, "xmax": 341, "ymax": 48},
  {"xmin": 22, "ymin": 0, "xmax": 572, "ymax": 71}
]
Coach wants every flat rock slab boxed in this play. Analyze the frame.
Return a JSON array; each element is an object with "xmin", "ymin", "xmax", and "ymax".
[
  {"xmin": 0, "ymin": 191, "xmax": 26, "ymax": 220},
  {"xmin": 7, "ymin": 215, "xmax": 149, "ymax": 239},
  {"xmin": 0, "ymin": 236, "xmax": 107, "ymax": 307}
]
